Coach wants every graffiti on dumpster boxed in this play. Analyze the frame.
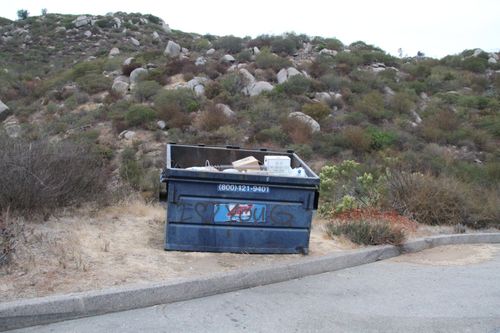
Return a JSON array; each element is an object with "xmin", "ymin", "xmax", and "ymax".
[
  {"xmin": 177, "ymin": 201, "xmax": 294, "ymax": 224},
  {"xmin": 214, "ymin": 203, "xmax": 266, "ymax": 223}
]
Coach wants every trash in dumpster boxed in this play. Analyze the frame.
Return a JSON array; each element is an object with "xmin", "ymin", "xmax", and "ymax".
[
  {"xmin": 183, "ymin": 154, "xmax": 310, "ymax": 177},
  {"xmin": 160, "ymin": 144, "xmax": 320, "ymax": 254},
  {"xmin": 232, "ymin": 156, "xmax": 260, "ymax": 171},
  {"xmin": 264, "ymin": 155, "xmax": 291, "ymax": 175}
]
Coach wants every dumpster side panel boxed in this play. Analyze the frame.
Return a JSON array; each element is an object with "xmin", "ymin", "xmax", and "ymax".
[{"xmin": 166, "ymin": 224, "xmax": 310, "ymax": 254}]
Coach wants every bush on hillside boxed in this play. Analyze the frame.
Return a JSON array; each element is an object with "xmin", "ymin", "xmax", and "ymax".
[
  {"xmin": 386, "ymin": 171, "xmax": 468, "ymax": 225},
  {"xmin": 327, "ymin": 220, "xmax": 405, "ymax": 245},
  {"xmin": 134, "ymin": 80, "xmax": 161, "ymax": 102},
  {"xmin": 213, "ymin": 35, "xmax": 243, "ymax": 54},
  {"xmin": 0, "ymin": 136, "xmax": 107, "ymax": 214},
  {"xmin": 301, "ymin": 103, "xmax": 331, "ymax": 122},
  {"xmin": 154, "ymin": 88, "xmax": 198, "ymax": 128},
  {"xmin": 281, "ymin": 75, "xmax": 312, "ymax": 95},
  {"xmin": 76, "ymin": 73, "xmax": 112, "ymax": 94},
  {"xmin": 125, "ymin": 104, "xmax": 156, "ymax": 127},
  {"xmin": 255, "ymin": 49, "xmax": 291, "ymax": 71}
]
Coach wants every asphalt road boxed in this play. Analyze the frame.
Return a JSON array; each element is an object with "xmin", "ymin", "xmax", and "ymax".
[{"xmin": 10, "ymin": 244, "xmax": 500, "ymax": 333}]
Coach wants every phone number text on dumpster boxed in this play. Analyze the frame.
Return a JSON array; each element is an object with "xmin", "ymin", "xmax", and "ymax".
[{"xmin": 217, "ymin": 183, "xmax": 270, "ymax": 193}]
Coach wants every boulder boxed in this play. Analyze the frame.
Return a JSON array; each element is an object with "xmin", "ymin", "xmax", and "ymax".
[
  {"xmin": 3, "ymin": 116, "xmax": 21, "ymax": 138},
  {"xmin": 73, "ymin": 15, "xmax": 90, "ymax": 28},
  {"xmin": 83, "ymin": 30, "xmax": 92, "ymax": 38},
  {"xmin": 109, "ymin": 47, "xmax": 120, "ymax": 57},
  {"xmin": 123, "ymin": 57, "xmax": 135, "ymax": 66},
  {"xmin": 164, "ymin": 40, "xmax": 181, "ymax": 57},
  {"xmin": 194, "ymin": 85, "xmax": 205, "ymax": 97},
  {"xmin": 246, "ymin": 81, "xmax": 273, "ymax": 96},
  {"xmin": 220, "ymin": 54, "xmax": 236, "ymax": 63},
  {"xmin": 288, "ymin": 112, "xmax": 320, "ymax": 132},
  {"xmin": 130, "ymin": 37, "xmax": 140, "ymax": 47},
  {"xmin": 488, "ymin": 57, "xmax": 497, "ymax": 64},
  {"xmin": 277, "ymin": 67, "xmax": 302, "ymax": 84},
  {"xmin": 113, "ymin": 17, "xmax": 121, "ymax": 29},
  {"xmin": 112, "ymin": 81, "xmax": 129, "ymax": 96},
  {"xmin": 319, "ymin": 49, "xmax": 338, "ymax": 56},
  {"xmin": 114, "ymin": 75, "xmax": 130, "ymax": 84},
  {"xmin": 216, "ymin": 104, "xmax": 236, "ymax": 118},
  {"xmin": 157, "ymin": 120, "xmax": 166, "ymax": 130},
  {"xmin": 152, "ymin": 31, "xmax": 160, "ymax": 40},
  {"xmin": 206, "ymin": 48, "xmax": 215, "ymax": 55},
  {"xmin": 314, "ymin": 92, "xmax": 332, "ymax": 104},
  {"xmin": 473, "ymin": 48, "xmax": 483, "ymax": 57},
  {"xmin": 253, "ymin": 46, "xmax": 260, "ymax": 55},
  {"xmin": 162, "ymin": 23, "xmax": 171, "ymax": 33},
  {"xmin": 195, "ymin": 57, "xmax": 207, "ymax": 66},
  {"xmin": 129, "ymin": 68, "xmax": 148, "ymax": 85},
  {"xmin": 411, "ymin": 109, "xmax": 422, "ymax": 124},
  {"xmin": 239, "ymin": 68, "xmax": 256, "ymax": 86},
  {"xmin": 0, "ymin": 99, "xmax": 10, "ymax": 121},
  {"xmin": 119, "ymin": 130, "xmax": 136, "ymax": 140},
  {"xmin": 384, "ymin": 86, "xmax": 395, "ymax": 96}
]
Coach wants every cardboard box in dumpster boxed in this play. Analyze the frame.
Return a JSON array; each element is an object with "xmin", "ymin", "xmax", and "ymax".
[{"xmin": 232, "ymin": 156, "xmax": 260, "ymax": 171}]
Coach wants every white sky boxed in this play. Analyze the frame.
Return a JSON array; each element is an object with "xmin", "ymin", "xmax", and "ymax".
[{"xmin": 1, "ymin": 0, "xmax": 499, "ymax": 59}]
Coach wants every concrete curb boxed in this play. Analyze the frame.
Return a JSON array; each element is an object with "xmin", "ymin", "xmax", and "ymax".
[{"xmin": 1, "ymin": 232, "xmax": 500, "ymax": 331}]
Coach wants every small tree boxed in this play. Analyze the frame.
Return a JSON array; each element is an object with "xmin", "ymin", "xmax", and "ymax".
[
  {"xmin": 17, "ymin": 9, "xmax": 29, "ymax": 20},
  {"xmin": 41, "ymin": 8, "xmax": 48, "ymax": 16}
]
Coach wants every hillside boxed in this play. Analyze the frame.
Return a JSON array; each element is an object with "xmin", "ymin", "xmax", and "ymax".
[{"xmin": 0, "ymin": 12, "xmax": 499, "ymax": 225}]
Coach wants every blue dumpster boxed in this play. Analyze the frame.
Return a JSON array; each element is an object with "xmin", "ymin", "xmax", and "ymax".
[{"xmin": 160, "ymin": 144, "xmax": 320, "ymax": 254}]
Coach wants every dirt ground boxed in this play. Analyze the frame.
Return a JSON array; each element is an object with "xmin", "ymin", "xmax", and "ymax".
[
  {"xmin": 0, "ymin": 201, "xmax": 355, "ymax": 302},
  {"xmin": 1, "ymin": 200, "xmax": 490, "ymax": 303},
  {"xmin": 391, "ymin": 244, "xmax": 500, "ymax": 266}
]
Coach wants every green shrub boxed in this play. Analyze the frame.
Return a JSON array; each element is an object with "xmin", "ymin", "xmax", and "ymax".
[
  {"xmin": 213, "ymin": 35, "xmax": 243, "ymax": 53},
  {"xmin": 271, "ymin": 36, "xmax": 299, "ymax": 55},
  {"xmin": 354, "ymin": 91, "xmax": 391, "ymax": 121},
  {"xmin": 76, "ymin": 73, "xmax": 112, "ymax": 94},
  {"xmin": 120, "ymin": 147, "xmax": 144, "ymax": 190},
  {"xmin": 301, "ymin": 103, "xmax": 330, "ymax": 122},
  {"xmin": 219, "ymin": 72, "xmax": 247, "ymax": 95},
  {"xmin": 134, "ymin": 80, "xmax": 161, "ymax": 102},
  {"xmin": 462, "ymin": 57, "xmax": 488, "ymax": 73},
  {"xmin": 317, "ymin": 37, "xmax": 344, "ymax": 51},
  {"xmin": 310, "ymin": 55, "xmax": 336, "ymax": 77},
  {"xmin": 342, "ymin": 126, "xmax": 372, "ymax": 153},
  {"xmin": 319, "ymin": 161, "xmax": 382, "ymax": 216},
  {"xmin": 237, "ymin": 49, "xmax": 252, "ymax": 62},
  {"xmin": 327, "ymin": 220, "xmax": 405, "ymax": 245},
  {"xmin": 281, "ymin": 75, "xmax": 312, "ymax": 95},
  {"xmin": 288, "ymin": 144, "xmax": 313, "ymax": 160},
  {"xmin": 154, "ymin": 88, "xmax": 198, "ymax": 127},
  {"xmin": 192, "ymin": 38, "xmax": 211, "ymax": 51},
  {"xmin": 154, "ymin": 88, "xmax": 199, "ymax": 114},
  {"xmin": 389, "ymin": 91, "xmax": 416, "ymax": 114},
  {"xmin": 95, "ymin": 17, "xmax": 115, "ymax": 29},
  {"xmin": 255, "ymin": 49, "xmax": 291, "ymax": 71},
  {"xmin": 125, "ymin": 104, "xmax": 156, "ymax": 127},
  {"xmin": 253, "ymin": 126, "xmax": 287, "ymax": 145},
  {"xmin": 17, "ymin": 9, "xmax": 29, "ymax": 20},
  {"xmin": 194, "ymin": 105, "xmax": 231, "ymax": 132},
  {"xmin": 368, "ymin": 128, "xmax": 397, "ymax": 150}
]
